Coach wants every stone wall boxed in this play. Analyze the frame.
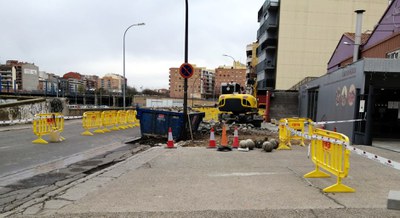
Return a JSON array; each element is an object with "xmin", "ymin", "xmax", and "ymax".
[
  {"xmin": 270, "ymin": 91, "xmax": 299, "ymax": 120},
  {"xmin": 0, "ymin": 98, "xmax": 68, "ymax": 122}
]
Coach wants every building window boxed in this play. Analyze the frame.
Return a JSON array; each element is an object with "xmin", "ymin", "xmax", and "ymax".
[{"xmin": 387, "ymin": 49, "xmax": 400, "ymax": 59}]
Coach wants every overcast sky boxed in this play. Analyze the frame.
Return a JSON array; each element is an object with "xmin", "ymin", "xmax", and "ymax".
[{"xmin": 0, "ymin": 0, "xmax": 264, "ymax": 90}]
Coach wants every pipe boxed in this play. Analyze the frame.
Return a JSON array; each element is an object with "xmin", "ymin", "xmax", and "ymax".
[{"xmin": 353, "ymin": 10, "xmax": 365, "ymax": 62}]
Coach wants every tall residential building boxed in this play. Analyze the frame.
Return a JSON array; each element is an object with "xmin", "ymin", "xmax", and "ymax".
[
  {"xmin": 98, "ymin": 73, "xmax": 124, "ymax": 93},
  {"xmin": 82, "ymin": 75, "xmax": 99, "ymax": 91},
  {"xmin": 169, "ymin": 66, "xmax": 214, "ymax": 99},
  {"xmin": 0, "ymin": 65, "xmax": 16, "ymax": 92},
  {"xmin": 63, "ymin": 72, "xmax": 84, "ymax": 94},
  {"xmin": 214, "ymin": 62, "xmax": 247, "ymax": 96},
  {"xmin": 246, "ymin": 42, "xmax": 259, "ymax": 95},
  {"xmin": 6, "ymin": 60, "xmax": 39, "ymax": 92},
  {"xmin": 256, "ymin": 0, "xmax": 390, "ymax": 91}
]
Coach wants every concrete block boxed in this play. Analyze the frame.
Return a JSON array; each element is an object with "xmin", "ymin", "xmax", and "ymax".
[{"xmin": 387, "ymin": 190, "xmax": 400, "ymax": 210}]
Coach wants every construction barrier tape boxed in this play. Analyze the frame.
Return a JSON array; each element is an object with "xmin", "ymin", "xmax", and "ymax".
[
  {"xmin": 64, "ymin": 116, "xmax": 83, "ymax": 120},
  {"xmin": 284, "ymin": 122, "xmax": 400, "ymax": 171},
  {"xmin": 310, "ymin": 119, "xmax": 365, "ymax": 125},
  {"xmin": 346, "ymin": 144, "xmax": 400, "ymax": 171}
]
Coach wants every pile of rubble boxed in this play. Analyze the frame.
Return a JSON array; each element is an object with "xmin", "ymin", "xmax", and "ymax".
[
  {"xmin": 181, "ymin": 120, "xmax": 281, "ymax": 151},
  {"xmin": 198, "ymin": 121, "xmax": 277, "ymax": 135}
]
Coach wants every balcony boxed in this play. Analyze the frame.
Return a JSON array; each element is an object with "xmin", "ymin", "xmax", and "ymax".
[
  {"xmin": 246, "ymin": 44, "xmax": 253, "ymax": 51},
  {"xmin": 265, "ymin": 45, "xmax": 277, "ymax": 51},
  {"xmin": 258, "ymin": 38, "xmax": 277, "ymax": 53},
  {"xmin": 258, "ymin": 0, "xmax": 279, "ymax": 22},
  {"xmin": 257, "ymin": 20, "xmax": 278, "ymax": 38},
  {"xmin": 255, "ymin": 59, "xmax": 276, "ymax": 73}
]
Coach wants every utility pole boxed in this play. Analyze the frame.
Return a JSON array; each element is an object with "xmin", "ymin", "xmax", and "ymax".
[{"xmin": 182, "ymin": 0, "xmax": 189, "ymax": 140}]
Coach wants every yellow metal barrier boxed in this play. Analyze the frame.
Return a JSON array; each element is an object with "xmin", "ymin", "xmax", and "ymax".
[
  {"xmin": 277, "ymin": 118, "xmax": 291, "ymax": 150},
  {"xmin": 133, "ymin": 110, "xmax": 140, "ymax": 127},
  {"xmin": 81, "ymin": 111, "xmax": 104, "ymax": 136},
  {"xmin": 101, "ymin": 110, "xmax": 116, "ymax": 132},
  {"xmin": 126, "ymin": 110, "xmax": 135, "ymax": 128},
  {"xmin": 193, "ymin": 107, "xmax": 220, "ymax": 122},
  {"xmin": 32, "ymin": 113, "xmax": 65, "ymax": 144},
  {"xmin": 304, "ymin": 128, "xmax": 355, "ymax": 193},
  {"xmin": 286, "ymin": 118, "xmax": 306, "ymax": 147},
  {"xmin": 116, "ymin": 110, "xmax": 128, "ymax": 130},
  {"xmin": 277, "ymin": 117, "xmax": 309, "ymax": 150}
]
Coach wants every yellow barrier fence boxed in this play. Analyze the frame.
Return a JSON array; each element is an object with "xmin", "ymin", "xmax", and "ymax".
[
  {"xmin": 81, "ymin": 111, "xmax": 104, "ymax": 136},
  {"xmin": 287, "ymin": 118, "xmax": 307, "ymax": 147},
  {"xmin": 101, "ymin": 110, "xmax": 116, "ymax": 132},
  {"xmin": 117, "ymin": 110, "xmax": 128, "ymax": 130},
  {"xmin": 32, "ymin": 113, "xmax": 65, "ymax": 144},
  {"xmin": 304, "ymin": 128, "xmax": 355, "ymax": 193},
  {"xmin": 278, "ymin": 117, "xmax": 308, "ymax": 150},
  {"xmin": 133, "ymin": 110, "xmax": 140, "ymax": 127},
  {"xmin": 126, "ymin": 110, "xmax": 140, "ymax": 128},
  {"xmin": 193, "ymin": 107, "xmax": 219, "ymax": 122},
  {"xmin": 278, "ymin": 118, "xmax": 291, "ymax": 150}
]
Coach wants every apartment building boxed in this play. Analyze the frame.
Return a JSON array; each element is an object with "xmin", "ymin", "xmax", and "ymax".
[
  {"xmin": 256, "ymin": 0, "xmax": 390, "ymax": 91},
  {"xmin": 169, "ymin": 66, "xmax": 213, "ymax": 99},
  {"xmin": 0, "ymin": 65, "xmax": 16, "ymax": 92},
  {"xmin": 5, "ymin": 60, "xmax": 39, "ymax": 92},
  {"xmin": 214, "ymin": 62, "xmax": 246, "ymax": 96},
  {"xmin": 98, "ymin": 73, "xmax": 124, "ymax": 93},
  {"xmin": 246, "ymin": 42, "xmax": 258, "ymax": 95},
  {"xmin": 63, "ymin": 72, "xmax": 84, "ymax": 94}
]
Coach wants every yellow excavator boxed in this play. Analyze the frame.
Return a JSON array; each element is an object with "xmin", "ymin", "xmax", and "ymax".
[{"xmin": 217, "ymin": 82, "xmax": 263, "ymax": 127}]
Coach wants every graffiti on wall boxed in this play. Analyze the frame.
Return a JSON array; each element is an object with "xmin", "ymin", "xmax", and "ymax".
[
  {"xmin": 336, "ymin": 84, "xmax": 356, "ymax": 107},
  {"xmin": 0, "ymin": 101, "xmax": 50, "ymax": 121}
]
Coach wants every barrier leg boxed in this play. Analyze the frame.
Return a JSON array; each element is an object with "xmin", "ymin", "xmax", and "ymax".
[
  {"xmin": 103, "ymin": 127, "xmax": 111, "ymax": 132},
  {"xmin": 81, "ymin": 129, "xmax": 94, "ymax": 136},
  {"xmin": 32, "ymin": 135, "xmax": 48, "ymax": 144},
  {"xmin": 323, "ymin": 177, "xmax": 355, "ymax": 193},
  {"xmin": 93, "ymin": 129, "xmax": 105, "ymax": 134},
  {"xmin": 277, "ymin": 140, "xmax": 291, "ymax": 150},
  {"xmin": 304, "ymin": 166, "xmax": 331, "ymax": 178},
  {"xmin": 111, "ymin": 125, "xmax": 119, "ymax": 131},
  {"xmin": 300, "ymin": 138, "xmax": 306, "ymax": 147}
]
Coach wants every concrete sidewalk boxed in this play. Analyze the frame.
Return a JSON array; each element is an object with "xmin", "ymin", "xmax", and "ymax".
[{"xmin": 13, "ymin": 145, "xmax": 400, "ymax": 217}]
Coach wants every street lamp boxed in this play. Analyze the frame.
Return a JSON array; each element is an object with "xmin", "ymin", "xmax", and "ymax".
[
  {"xmin": 123, "ymin": 22, "xmax": 145, "ymax": 110},
  {"xmin": 222, "ymin": 54, "xmax": 236, "ymax": 69}
]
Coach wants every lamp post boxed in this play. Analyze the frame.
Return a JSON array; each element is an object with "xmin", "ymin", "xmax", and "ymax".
[
  {"xmin": 222, "ymin": 54, "xmax": 236, "ymax": 69},
  {"xmin": 123, "ymin": 22, "xmax": 145, "ymax": 110}
]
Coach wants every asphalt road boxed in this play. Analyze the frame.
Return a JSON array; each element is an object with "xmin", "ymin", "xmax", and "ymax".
[{"xmin": 0, "ymin": 120, "xmax": 140, "ymax": 185}]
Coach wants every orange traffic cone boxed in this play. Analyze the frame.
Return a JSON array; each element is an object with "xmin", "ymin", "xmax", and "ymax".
[
  {"xmin": 232, "ymin": 126, "xmax": 239, "ymax": 149},
  {"xmin": 208, "ymin": 127, "xmax": 216, "ymax": 149},
  {"xmin": 166, "ymin": 127, "xmax": 176, "ymax": 149},
  {"xmin": 217, "ymin": 124, "xmax": 232, "ymax": 151}
]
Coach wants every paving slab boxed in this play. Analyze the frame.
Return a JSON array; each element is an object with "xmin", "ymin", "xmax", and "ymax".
[
  {"xmin": 387, "ymin": 190, "xmax": 400, "ymax": 210},
  {"xmin": 17, "ymin": 145, "xmax": 400, "ymax": 217}
]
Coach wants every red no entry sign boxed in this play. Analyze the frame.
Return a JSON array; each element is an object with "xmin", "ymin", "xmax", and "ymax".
[{"xmin": 179, "ymin": 63, "xmax": 194, "ymax": 79}]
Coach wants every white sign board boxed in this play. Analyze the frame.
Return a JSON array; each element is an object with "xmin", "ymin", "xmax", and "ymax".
[{"xmin": 359, "ymin": 100, "xmax": 365, "ymax": 113}]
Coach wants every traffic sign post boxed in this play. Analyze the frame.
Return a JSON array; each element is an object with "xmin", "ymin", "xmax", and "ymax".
[
  {"xmin": 179, "ymin": 63, "xmax": 194, "ymax": 79},
  {"xmin": 182, "ymin": 0, "xmax": 189, "ymax": 141}
]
